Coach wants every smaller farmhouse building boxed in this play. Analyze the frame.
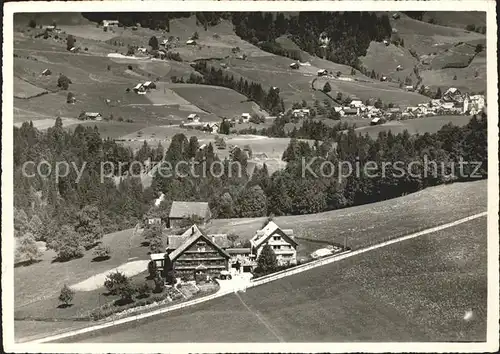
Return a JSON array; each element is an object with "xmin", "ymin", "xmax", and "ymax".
[{"xmin": 168, "ymin": 201, "xmax": 211, "ymax": 228}]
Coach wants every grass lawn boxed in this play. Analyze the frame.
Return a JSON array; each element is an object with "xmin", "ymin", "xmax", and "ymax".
[
  {"xmin": 14, "ymin": 228, "xmax": 147, "ymax": 309},
  {"xmin": 170, "ymin": 84, "xmax": 269, "ymax": 119},
  {"xmin": 64, "ymin": 215, "xmax": 486, "ymax": 343},
  {"xmin": 207, "ymin": 179, "xmax": 487, "ymax": 258}
]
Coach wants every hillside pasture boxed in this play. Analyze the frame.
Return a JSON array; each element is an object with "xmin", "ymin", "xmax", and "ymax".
[
  {"xmin": 14, "ymin": 77, "xmax": 48, "ymax": 99},
  {"xmin": 314, "ymin": 76, "xmax": 428, "ymax": 106},
  {"xmin": 422, "ymin": 11, "xmax": 486, "ymax": 30},
  {"xmin": 428, "ymin": 43, "xmax": 477, "ymax": 70},
  {"xmin": 354, "ymin": 115, "xmax": 473, "ymax": 139},
  {"xmin": 391, "ymin": 14, "xmax": 485, "ymax": 57},
  {"xmin": 207, "ymin": 179, "xmax": 487, "ymax": 257},
  {"xmin": 360, "ymin": 41, "xmax": 419, "ymax": 82},
  {"xmin": 170, "ymin": 84, "xmax": 269, "ymax": 119},
  {"xmin": 223, "ymin": 55, "xmax": 330, "ymax": 107},
  {"xmin": 420, "ymin": 52, "xmax": 486, "ymax": 92},
  {"xmin": 68, "ymin": 214, "xmax": 486, "ymax": 343}
]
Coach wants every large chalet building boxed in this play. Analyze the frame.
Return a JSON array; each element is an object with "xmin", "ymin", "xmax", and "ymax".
[
  {"xmin": 150, "ymin": 225, "xmax": 257, "ymax": 280},
  {"xmin": 149, "ymin": 221, "xmax": 298, "ymax": 281}
]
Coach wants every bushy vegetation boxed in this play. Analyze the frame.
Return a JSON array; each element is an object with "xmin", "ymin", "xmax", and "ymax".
[
  {"xmin": 104, "ymin": 271, "xmax": 130, "ymax": 296},
  {"xmin": 57, "ymin": 74, "xmax": 72, "ymax": 90},
  {"xmin": 58, "ymin": 284, "xmax": 75, "ymax": 307}
]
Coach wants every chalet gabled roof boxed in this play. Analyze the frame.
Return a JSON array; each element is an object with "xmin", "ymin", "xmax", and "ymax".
[
  {"xmin": 251, "ymin": 221, "xmax": 298, "ymax": 248},
  {"xmin": 169, "ymin": 229, "xmax": 230, "ymax": 261}
]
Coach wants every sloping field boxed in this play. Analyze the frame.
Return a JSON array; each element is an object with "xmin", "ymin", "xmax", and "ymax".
[
  {"xmin": 420, "ymin": 51, "xmax": 486, "ymax": 92},
  {"xmin": 14, "ymin": 77, "xmax": 48, "ymax": 99},
  {"xmin": 207, "ymin": 179, "xmax": 487, "ymax": 255},
  {"xmin": 14, "ymin": 12, "xmax": 91, "ymax": 27},
  {"xmin": 354, "ymin": 115, "xmax": 473, "ymax": 139},
  {"xmin": 314, "ymin": 76, "xmax": 428, "ymax": 106},
  {"xmin": 67, "ymin": 215, "xmax": 487, "ymax": 343},
  {"xmin": 391, "ymin": 14, "xmax": 485, "ymax": 56},
  {"xmin": 422, "ymin": 12, "xmax": 486, "ymax": 30},
  {"xmin": 428, "ymin": 43, "xmax": 478, "ymax": 70},
  {"xmin": 360, "ymin": 41, "xmax": 419, "ymax": 82},
  {"xmin": 171, "ymin": 84, "xmax": 269, "ymax": 119},
  {"xmin": 14, "ymin": 228, "xmax": 147, "ymax": 309}
]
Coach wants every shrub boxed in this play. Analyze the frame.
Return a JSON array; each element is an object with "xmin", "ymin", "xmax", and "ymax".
[
  {"xmin": 16, "ymin": 232, "xmax": 42, "ymax": 264},
  {"xmin": 93, "ymin": 244, "xmax": 111, "ymax": 260},
  {"xmin": 117, "ymin": 282, "xmax": 136, "ymax": 304},
  {"xmin": 58, "ymin": 284, "xmax": 75, "ymax": 306},
  {"xmin": 66, "ymin": 92, "xmax": 75, "ymax": 103},
  {"xmin": 57, "ymin": 74, "xmax": 72, "ymax": 90},
  {"xmin": 50, "ymin": 225, "xmax": 84, "ymax": 261},
  {"xmin": 149, "ymin": 236, "xmax": 164, "ymax": 253},
  {"xmin": 28, "ymin": 19, "xmax": 36, "ymax": 28},
  {"xmin": 147, "ymin": 260, "xmax": 157, "ymax": 278},
  {"xmin": 66, "ymin": 35, "xmax": 75, "ymax": 51},
  {"xmin": 137, "ymin": 282, "xmax": 151, "ymax": 298},
  {"xmin": 104, "ymin": 271, "xmax": 128, "ymax": 295},
  {"xmin": 153, "ymin": 274, "xmax": 165, "ymax": 293}
]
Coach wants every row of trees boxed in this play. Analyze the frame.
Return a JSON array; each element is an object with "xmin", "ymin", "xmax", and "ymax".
[
  {"xmin": 150, "ymin": 114, "xmax": 487, "ymax": 219},
  {"xmin": 14, "ymin": 111, "xmax": 487, "ymax": 262}
]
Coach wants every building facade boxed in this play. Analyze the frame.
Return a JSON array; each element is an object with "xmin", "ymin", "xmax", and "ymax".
[{"xmin": 250, "ymin": 221, "xmax": 298, "ymax": 266}]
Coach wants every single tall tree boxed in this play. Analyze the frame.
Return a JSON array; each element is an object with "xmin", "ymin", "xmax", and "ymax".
[
  {"xmin": 58, "ymin": 284, "xmax": 75, "ymax": 307},
  {"xmin": 257, "ymin": 244, "xmax": 278, "ymax": 274},
  {"xmin": 149, "ymin": 36, "xmax": 159, "ymax": 50}
]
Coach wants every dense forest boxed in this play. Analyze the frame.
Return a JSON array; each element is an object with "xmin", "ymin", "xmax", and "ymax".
[
  {"xmin": 81, "ymin": 12, "xmax": 392, "ymax": 68},
  {"xmin": 14, "ymin": 113, "xmax": 487, "ymax": 261},
  {"xmin": 231, "ymin": 12, "xmax": 392, "ymax": 67}
]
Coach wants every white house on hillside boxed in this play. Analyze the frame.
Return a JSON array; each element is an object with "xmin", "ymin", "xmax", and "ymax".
[
  {"xmin": 250, "ymin": 221, "xmax": 298, "ymax": 266},
  {"xmin": 187, "ymin": 113, "xmax": 200, "ymax": 122},
  {"xmin": 241, "ymin": 113, "xmax": 251, "ymax": 122},
  {"xmin": 350, "ymin": 100, "xmax": 363, "ymax": 108}
]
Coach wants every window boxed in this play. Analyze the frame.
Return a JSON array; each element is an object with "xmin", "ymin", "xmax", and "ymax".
[{"xmin": 273, "ymin": 236, "xmax": 280, "ymax": 241}]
